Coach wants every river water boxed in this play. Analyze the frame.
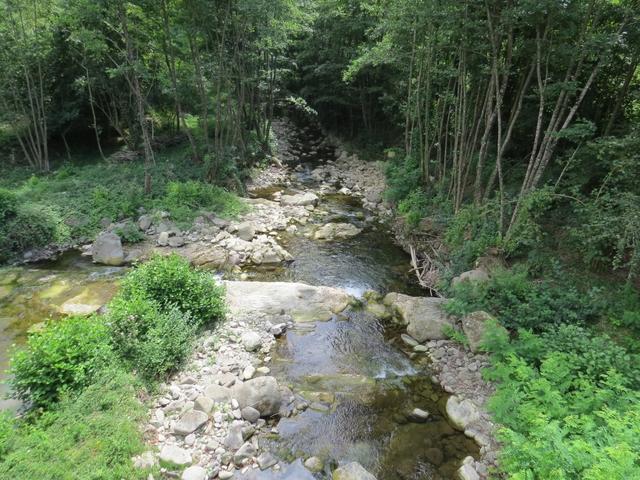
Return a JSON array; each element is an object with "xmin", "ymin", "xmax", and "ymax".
[{"xmin": 0, "ymin": 123, "xmax": 478, "ymax": 478}]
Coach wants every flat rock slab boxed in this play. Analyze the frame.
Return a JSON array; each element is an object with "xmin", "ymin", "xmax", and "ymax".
[
  {"xmin": 332, "ymin": 462, "xmax": 377, "ymax": 480},
  {"xmin": 225, "ymin": 281, "xmax": 352, "ymax": 322},
  {"xmin": 174, "ymin": 410, "xmax": 208, "ymax": 435}
]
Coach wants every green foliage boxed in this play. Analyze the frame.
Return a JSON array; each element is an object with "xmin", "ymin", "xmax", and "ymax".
[
  {"xmin": 444, "ymin": 203, "xmax": 500, "ymax": 272},
  {"xmin": 442, "ymin": 325, "xmax": 469, "ymax": 347},
  {"xmin": 397, "ymin": 188, "xmax": 429, "ymax": 227},
  {"xmin": 0, "ymin": 370, "xmax": 153, "ymax": 479},
  {"xmin": 162, "ymin": 180, "xmax": 247, "ymax": 226},
  {"xmin": 384, "ymin": 155, "xmax": 422, "ymax": 205},
  {"xmin": 118, "ymin": 253, "xmax": 225, "ymax": 326},
  {"xmin": 114, "ymin": 221, "xmax": 145, "ymax": 244},
  {"xmin": 107, "ymin": 293, "xmax": 195, "ymax": 380},
  {"xmin": 483, "ymin": 323, "xmax": 640, "ymax": 479},
  {"xmin": 446, "ymin": 268, "xmax": 600, "ymax": 331},
  {"xmin": 0, "ymin": 188, "xmax": 18, "ymax": 223},
  {"xmin": 9, "ymin": 315, "xmax": 114, "ymax": 408}
]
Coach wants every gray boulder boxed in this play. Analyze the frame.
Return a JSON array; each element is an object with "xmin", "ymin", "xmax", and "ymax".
[
  {"xmin": 182, "ymin": 466, "xmax": 208, "ymax": 480},
  {"xmin": 235, "ymin": 221, "xmax": 256, "ymax": 241},
  {"xmin": 241, "ymin": 331, "xmax": 262, "ymax": 352},
  {"xmin": 92, "ymin": 232, "xmax": 124, "ymax": 266},
  {"xmin": 138, "ymin": 214, "xmax": 152, "ymax": 231},
  {"xmin": 233, "ymin": 376, "xmax": 282, "ymax": 417},
  {"xmin": 384, "ymin": 293, "xmax": 454, "ymax": 342},
  {"xmin": 332, "ymin": 462, "xmax": 377, "ymax": 480},
  {"xmin": 173, "ymin": 410, "xmax": 208, "ymax": 435},
  {"xmin": 157, "ymin": 231, "xmax": 170, "ymax": 246},
  {"xmin": 446, "ymin": 396, "xmax": 481, "ymax": 431}
]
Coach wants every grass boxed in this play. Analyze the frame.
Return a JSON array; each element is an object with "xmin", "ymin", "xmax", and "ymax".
[
  {"xmin": 0, "ymin": 369, "xmax": 155, "ymax": 480},
  {"xmin": 0, "ymin": 143, "xmax": 248, "ymax": 261}
]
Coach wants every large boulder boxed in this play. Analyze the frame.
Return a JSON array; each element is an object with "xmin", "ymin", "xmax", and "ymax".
[
  {"xmin": 225, "ymin": 281, "xmax": 352, "ymax": 322},
  {"xmin": 92, "ymin": 232, "xmax": 124, "ymax": 266},
  {"xmin": 314, "ymin": 223, "xmax": 362, "ymax": 241},
  {"xmin": 332, "ymin": 462, "xmax": 377, "ymax": 480},
  {"xmin": 173, "ymin": 410, "xmax": 208, "ymax": 435},
  {"xmin": 280, "ymin": 192, "xmax": 319, "ymax": 207},
  {"xmin": 383, "ymin": 293, "xmax": 454, "ymax": 342},
  {"xmin": 159, "ymin": 445, "xmax": 192, "ymax": 467},
  {"xmin": 235, "ymin": 221, "xmax": 256, "ymax": 241},
  {"xmin": 180, "ymin": 244, "xmax": 233, "ymax": 270},
  {"xmin": 446, "ymin": 395, "xmax": 481, "ymax": 431},
  {"xmin": 461, "ymin": 311, "xmax": 503, "ymax": 353},
  {"xmin": 232, "ymin": 376, "xmax": 282, "ymax": 417}
]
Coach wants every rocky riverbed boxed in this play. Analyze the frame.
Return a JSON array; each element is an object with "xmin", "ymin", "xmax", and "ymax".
[{"xmin": 0, "ymin": 117, "xmax": 500, "ymax": 479}]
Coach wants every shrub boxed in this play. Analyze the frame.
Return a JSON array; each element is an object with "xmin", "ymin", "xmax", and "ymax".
[
  {"xmin": 0, "ymin": 188, "xmax": 18, "ymax": 223},
  {"xmin": 446, "ymin": 268, "xmax": 600, "ymax": 331},
  {"xmin": 398, "ymin": 189, "xmax": 429, "ymax": 227},
  {"xmin": 114, "ymin": 221, "xmax": 145, "ymax": 244},
  {"xmin": 0, "ymin": 370, "xmax": 153, "ymax": 479},
  {"xmin": 162, "ymin": 180, "xmax": 246, "ymax": 225},
  {"xmin": 118, "ymin": 253, "xmax": 225, "ymax": 326},
  {"xmin": 9, "ymin": 315, "xmax": 114, "ymax": 408},
  {"xmin": 0, "ymin": 202, "xmax": 69, "ymax": 261},
  {"xmin": 107, "ymin": 294, "xmax": 195, "ymax": 380},
  {"xmin": 384, "ymin": 155, "xmax": 422, "ymax": 204}
]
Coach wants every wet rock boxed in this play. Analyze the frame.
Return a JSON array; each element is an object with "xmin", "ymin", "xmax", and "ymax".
[
  {"xmin": 182, "ymin": 466, "xmax": 207, "ymax": 480},
  {"xmin": 174, "ymin": 410, "xmax": 208, "ymax": 435},
  {"xmin": 457, "ymin": 456, "xmax": 480, "ymax": 480},
  {"xmin": 407, "ymin": 408, "xmax": 430, "ymax": 423},
  {"xmin": 446, "ymin": 396, "xmax": 481, "ymax": 430},
  {"xmin": 159, "ymin": 444, "xmax": 192, "ymax": 466},
  {"xmin": 400, "ymin": 333, "xmax": 419, "ymax": 348},
  {"xmin": 314, "ymin": 223, "xmax": 362, "ymax": 241},
  {"xmin": 332, "ymin": 462, "xmax": 377, "ymax": 480},
  {"xmin": 280, "ymin": 192, "xmax": 319, "ymax": 207},
  {"xmin": 225, "ymin": 281, "xmax": 352, "ymax": 322},
  {"xmin": 233, "ymin": 376, "xmax": 282, "ymax": 417},
  {"xmin": 92, "ymin": 232, "xmax": 124, "ymax": 266},
  {"xmin": 384, "ymin": 293, "xmax": 454, "ymax": 342},
  {"xmin": 462, "ymin": 311, "xmax": 503, "ymax": 353}
]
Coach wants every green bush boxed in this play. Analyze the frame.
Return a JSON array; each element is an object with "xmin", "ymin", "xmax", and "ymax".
[
  {"xmin": 483, "ymin": 323, "xmax": 640, "ymax": 479},
  {"xmin": 446, "ymin": 268, "xmax": 600, "ymax": 331},
  {"xmin": 114, "ymin": 221, "xmax": 145, "ymax": 244},
  {"xmin": 398, "ymin": 188, "xmax": 429, "ymax": 227},
  {"xmin": 0, "ymin": 370, "xmax": 153, "ymax": 479},
  {"xmin": 0, "ymin": 202, "xmax": 69, "ymax": 261},
  {"xmin": 384, "ymin": 155, "xmax": 422, "ymax": 204},
  {"xmin": 0, "ymin": 188, "xmax": 18, "ymax": 223},
  {"xmin": 162, "ymin": 180, "xmax": 246, "ymax": 225},
  {"xmin": 9, "ymin": 315, "xmax": 114, "ymax": 408},
  {"xmin": 107, "ymin": 293, "xmax": 195, "ymax": 380},
  {"xmin": 118, "ymin": 253, "xmax": 225, "ymax": 326}
]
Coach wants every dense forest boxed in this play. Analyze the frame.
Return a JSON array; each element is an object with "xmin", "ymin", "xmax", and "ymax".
[{"xmin": 1, "ymin": 0, "xmax": 639, "ymax": 479}]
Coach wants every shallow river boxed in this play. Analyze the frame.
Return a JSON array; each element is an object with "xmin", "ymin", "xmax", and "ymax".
[{"xmin": 0, "ymin": 125, "xmax": 478, "ymax": 478}]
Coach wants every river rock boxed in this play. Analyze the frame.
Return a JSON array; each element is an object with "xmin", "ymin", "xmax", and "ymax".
[
  {"xmin": 168, "ymin": 236, "xmax": 185, "ymax": 248},
  {"xmin": 235, "ymin": 221, "xmax": 256, "ymax": 241},
  {"xmin": 257, "ymin": 451, "xmax": 278, "ymax": 470},
  {"xmin": 92, "ymin": 232, "xmax": 124, "ymax": 266},
  {"xmin": 461, "ymin": 311, "xmax": 502, "ymax": 352},
  {"xmin": 451, "ymin": 268, "xmax": 490, "ymax": 287},
  {"xmin": 241, "ymin": 331, "xmax": 262, "ymax": 351},
  {"xmin": 182, "ymin": 466, "xmax": 207, "ymax": 480},
  {"xmin": 332, "ymin": 462, "xmax": 377, "ymax": 480},
  {"xmin": 241, "ymin": 406, "xmax": 260, "ymax": 423},
  {"xmin": 224, "ymin": 421, "xmax": 245, "ymax": 450},
  {"xmin": 159, "ymin": 444, "xmax": 192, "ymax": 466},
  {"xmin": 174, "ymin": 410, "xmax": 208, "ymax": 435},
  {"xmin": 384, "ymin": 293, "xmax": 454, "ymax": 342},
  {"xmin": 446, "ymin": 396, "xmax": 481, "ymax": 431},
  {"xmin": 158, "ymin": 231, "xmax": 170, "ymax": 246},
  {"xmin": 182, "ymin": 244, "xmax": 231, "ymax": 269},
  {"xmin": 407, "ymin": 408, "xmax": 430, "ymax": 423},
  {"xmin": 280, "ymin": 192, "xmax": 319, "ymax": 206},
  {"xmin": 138, "ymin": 214, "xmax": 152, "ymax": 231},
  {"xmin": 457, "ymin": 456, "xmax": 480, "ymax": 480},
  {"xmin": 204, "ymin": 384, "xmax": 232, "ymax": 403},
  {"xmin": 314, "ymin": 223, "xmax": 362, "ymax": 241},
  {"xmin": 194, "ymin": 395, "xmax": 214, "ymax": 415},
  {"xmin": 233, "ymin": 441, "xmax": 256, "ymax": 465},
  {"xmin": 225, "ymin": 281, "xmax": 352, "ymax": 322},
  {"xmin": 233, "ymin": 376, "xmax": 282, "ymax": 417}
]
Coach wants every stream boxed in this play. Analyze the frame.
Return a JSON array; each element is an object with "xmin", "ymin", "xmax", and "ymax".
[{"xmin": 0, "ymin": 121, "xmax": 479, "ymax": 478}]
